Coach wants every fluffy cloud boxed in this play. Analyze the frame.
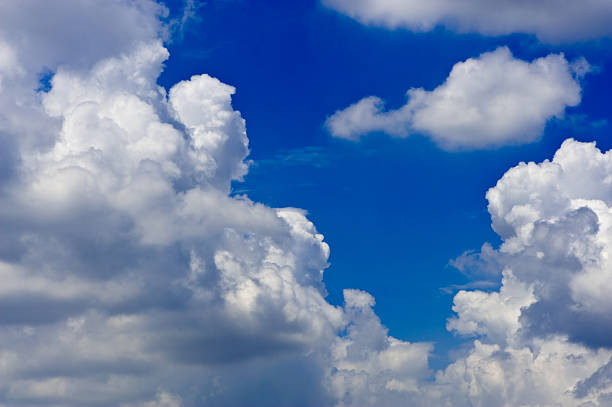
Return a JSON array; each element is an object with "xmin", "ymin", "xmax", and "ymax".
[
  {"xmin": 323, "ymin": 139, "xmax": 612, "ymax": 407},
  {"xmin": 485, "ymin": 140, "xmax": 612, "ymax": 348},
  {"xmin": 0, "ymin": 0, "xmax": 165, "ymax": 72},
  {"xmin": 0, "ymin": 38, "xmax": 342, "ymax": 404},
  {"xmin": 326, "ymin": 47, "xmax": 586, "ymax": 150},
  {"xmin": 327, "ymin": 290, "xmax": 432, "ymax": 406},
  {"xmin": 0, "ymin": 1, "xmax": 430, "ymax": 406},
  {"xmin": 322, "ymin": 0, "xmax": 612, "ymax": 43},
  {"xmin": 437, "ymin": 139, "xmax": 612, "ymax": 406},
  {"xmin": 5, "ymin": 1, "xmax": 612, "ymax": 406},
  {"xmin": 433, "ymin": 338, "xmax": 611, "ymax": 407}
]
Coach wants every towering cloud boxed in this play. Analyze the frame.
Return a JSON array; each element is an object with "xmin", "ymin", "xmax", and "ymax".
[
  {"xmin": 322, "ymin": 0, "xmax": 612, "ymax": 43},
  {"xmin": 0, "ymin": 1, "xmax": 428, "ymax": 405},
  {"xmin": 436, "ymin": 139, "xmax": 612, "ymax": 406},
  {"xmin": 326, "ymin": 47, "xmax": 587, "ymax": 150},
  {"xmin": 3, "ymin": 1, "xmax": 612, "ymax": 406}
]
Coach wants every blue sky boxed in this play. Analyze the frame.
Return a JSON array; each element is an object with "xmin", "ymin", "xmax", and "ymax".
[
  {"xmin": 3, "ymin": 1, "xmax": 612, "ymax": 406},
  {"xmin": 161, "ymin": 0, "xmax": 612, "ymax": 359}
]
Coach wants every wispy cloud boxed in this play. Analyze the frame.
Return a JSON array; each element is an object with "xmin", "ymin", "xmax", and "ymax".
[{"xmin": 251, "ymin": 146, "xmax": 334, "ymax": 170}]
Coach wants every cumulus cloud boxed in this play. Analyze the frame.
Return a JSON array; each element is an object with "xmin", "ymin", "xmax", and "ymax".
[
  {"xmin": 484, "ymin": 140, "xmax": 612, "ymax": 349},
  {"xmin": 323, "ymin": 139, "xmax": 612, "ymax": 406},
  {"xmin": 436, "ymin": 139, "xmax": 612, "ymax": 406},
  {"xmin": 0, "ymin": 40, "xmax": 342, "ymax": 402},
  {"xmin": 327, "ymin": 290, "xmax": 432, "ymax": 406},
  {"xmin": 5, "ymin": 1, "xmax": 612, "ymax": 406},
  {"xmin": 326, "ymin": 47, "xmax": 586, "ymax": 150},
  {"xmin": 322, "ymin": 0, "xmax": 612, "ymax": 43},
  {"xmin": 0, "ymin": 1, "xmax": 430, "ymax": 406}
]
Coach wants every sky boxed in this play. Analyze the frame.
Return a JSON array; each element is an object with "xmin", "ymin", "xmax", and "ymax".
[{"xmin": 2, "ymin": 0, "xmax": 612, "ymax": 406}]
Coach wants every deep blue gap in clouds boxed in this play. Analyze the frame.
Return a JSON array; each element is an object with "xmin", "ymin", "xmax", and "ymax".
[{"xmin": 158, "ymin": 0, "xmax": 612, "ymax": 368}]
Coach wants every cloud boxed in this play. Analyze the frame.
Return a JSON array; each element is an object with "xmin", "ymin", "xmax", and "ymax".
[
  {"xmin": 322, "ymin": 0, "xmax": 612, "ymax": 43},
  {"xmin": 0, "ymin": 1, "xmax": 335, "ymax": 405},
  {"xmin": 484, "ymin": 139, "xmax": 612, "ymax": 348},
  {"xmin": 0, "ymin": 1, "xmax": 431, "ymax": 405},
  {"xmin": 448, "ymin": 243, "xmax": 502, "ymax": 280},
  {"xmin": 435, "ymin": 139, "xmax": 612, "ymax": 406},
  {"xmin": 253, "ymin": 146, "xmax": 333, "ymax": 170},
  {"xmin": 326, "ymin": 47, "xmax": 586, "ymax": 150},
  {"xmin": 5, "ymin": 1, "xmax": 612, "ymax": 406},
  {"xmin": 328, "ymin": 290, "xmax": 432, "ymax": 406},
  {"xmin": 331, "ymin": 139, "xmax": 612, "ymax": 406},
  {"xmin": 447, "ymin": 270, "xmax": 536, "ymax": 344},
  {"xmin": 0, "ymin": 0, "xmax": 166, "ymax": 72},
  {"xmin": 170, "ymin": 0, "xmax": 204, "ymax": 42}
]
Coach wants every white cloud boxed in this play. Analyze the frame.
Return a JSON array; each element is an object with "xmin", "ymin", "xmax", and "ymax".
[
  {"xmin": 328, "ymin": 290, "xmax": 432, "ymax": 407},
  {"xmin": 4, "ymin": 1, "xmax": 612, "ymax": 406},
  {"xmin": 447, "ymin": 270, "xmax": 535, "ymax": 344},
  {"xmin": 322, "ymin": 0, "xmax": 612, "ymax": 43},
  {"xmin": 433, "ymin": 338, "xmax": 611, "ymax": 407},
  {"xmin": 337, "ymin": 139, "xmax": 612, "ymax": 406},
  {"xmin": 0, "ymin": 2, "xmax": 432, "ymax": 406},
  {"xmin": 0, "ymin": 0, "xmax": 166, "ymax": 72},
  {"xmin": 484, "ymin": 140, "xmax": 612, "ymax": 347},
  {"xmin": 326, "ymin": 47, "xmax": 586, "ymax": 150},
  {"xmin": 0, "ymin": 1, "xmax": 345, "ymax": 405},
  {"xmin": 435, "ymin": 139, "xmax": 612, "ymax": 406}
]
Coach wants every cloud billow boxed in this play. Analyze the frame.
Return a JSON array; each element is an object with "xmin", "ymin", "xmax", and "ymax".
[
  {"xmin": 439, "ymin": 139, "xmax": 612, "ymax": 406},
  {"xmin": 326, "ymin": 47, "xmax": 587, "ymax": 150},
  {"xmin": 3, "ymin": 1, "xmax": 612, "ymax": 406},
  {"xmin": 322, "ymin": 0, "xmax": 612, "ymax": 43},
  {"xmin": 0, "ymin": 1, "xmax": 428, "ymax": 406}
]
